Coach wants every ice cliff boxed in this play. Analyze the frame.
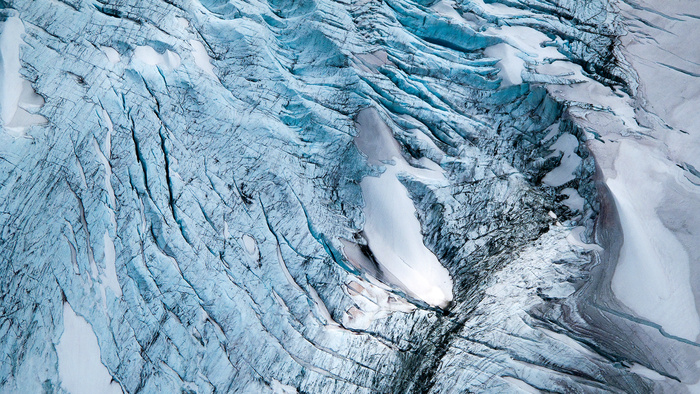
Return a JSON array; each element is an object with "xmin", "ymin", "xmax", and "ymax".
[{"xmin": 1, "ymin": 0, "xmax": 699, "ymax": 392}]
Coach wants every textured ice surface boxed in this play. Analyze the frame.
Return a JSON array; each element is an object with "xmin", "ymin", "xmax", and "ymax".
[{"xmin": 0, "ymin": 0, "xmax": 699, "ymax": 392}]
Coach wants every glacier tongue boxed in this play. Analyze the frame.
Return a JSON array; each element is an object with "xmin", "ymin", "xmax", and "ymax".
[{"xmin": 0, "ymin": 0, "xmax": 698, "ymax": 392}]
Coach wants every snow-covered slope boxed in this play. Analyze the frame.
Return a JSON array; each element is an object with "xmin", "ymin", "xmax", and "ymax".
[{"xmin": 0, "ymin": 0, "xmax": 698, "ymax": 392}]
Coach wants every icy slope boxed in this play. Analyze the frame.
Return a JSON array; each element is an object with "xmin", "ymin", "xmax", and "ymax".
[{"xmin": 0, "ymin": 0, "xmax": 698, "ymax": 392}]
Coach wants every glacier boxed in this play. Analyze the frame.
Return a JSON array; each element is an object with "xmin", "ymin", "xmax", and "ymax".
[{"xmin": 0, "ymin": 0, "xmax": 699, "ymax": 392}]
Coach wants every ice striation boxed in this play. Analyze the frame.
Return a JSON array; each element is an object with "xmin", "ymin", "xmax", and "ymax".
[{"xmin": 0, "ymin": 0, "xmax": 699, "ymax": 393}]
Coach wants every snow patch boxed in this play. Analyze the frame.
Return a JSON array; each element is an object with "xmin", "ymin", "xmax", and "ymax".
[
  {"xmin": 102, "ymin": 231, "xmax": 121, "ymax": 297},
  {"xmin": 502, "ymin": 376, "xmax": 540, "ymax": 393},
  {"xmin": 270, "ymin": 379, "xmax": 297, "ymax": 393},
  {"xmin": 355, "ymin": 108, "xmax": 453, "ymax": 307},
  {"xmin": 484, "ymin": 43, "xmax": 525, "ymax": 86},
  {"xmin": 132, "ymin": 46, "xmax": 181, "ymax": 70},
  {"xmin": 566, "ymin": 226, "xmax": 602, "ymax": 252},
  {"xmin": 542, "ymin": 133, "xmax": 581, "ymax": 187},
  {"xmin": 629, "ymin": 363, "xmax": 667, "ymax": 381},
  {"xmin": 470, "ymin": 0, "xmax": 531, "ymax": 17},
  {"xmin": 548, "ymin": 81, "xmax": 642, "ymax": 134},
  {"xmin": 223, "ymin": 221, "xmax": 230, "ymax": 238},
  {"xmin": 0, "ymin": 15, "xmax": 25, "ymax": 125},
  {"xmin": 561, "ymin": 187, "xmax": 585, "ymax": 212},
  {"xmin": 0, "ymin": 15, "xmax": 47, "ymax": 135},
  {"xmin": 483, "ymin": 25, "xmax": 567, "ymax": 87},
  {"xmin": 56, "ymin": 302, "xmax": 122, "ymax": 394},
  {"xmin": 175, "ymin": 17, "xmax": 189, "ymax": 30},
  {"xmin": 242, "ymin": 234, "xmax": 258, "ymax": 258},
  {"xmin": 189, "ymin": 39, "xmax": 217, "ymax": 78},
  {"xmin": 341, "ymin": 279, "xmax": 415, "ymax": 330},
  {"xmin": 100, "ymin": 47, "xmax": 120, "ymax": 64}
]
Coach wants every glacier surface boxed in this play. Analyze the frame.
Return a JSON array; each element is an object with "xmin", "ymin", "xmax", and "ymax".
[{"xmin": 0, "ymin": 0, "xmax": 699, "ymax": 392}]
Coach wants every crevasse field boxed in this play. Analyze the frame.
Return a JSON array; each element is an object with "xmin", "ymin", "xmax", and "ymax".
[{"xmin": 1, "ymin": 0, "xmax": 699, "ymax": 392}]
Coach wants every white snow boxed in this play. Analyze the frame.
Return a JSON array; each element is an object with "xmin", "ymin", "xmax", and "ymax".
[
  {"xmin": 102, "ymin": 230, "xmax": 121, "ymax": 297},
  {"xmin": 565, "ymin": 226, "xmax": 602, "ymax": 252},
  {"xmin": 56, "ymin": 302, "xmax": 122, "ymax": 394},
  {"xmin": 17, "ymin": 79, "xmax": 44, "ymax": 110},
  {"xmin": 628, "ymin": 363, "xmax": 667, "ymax": 381},
  {"xmin": 270, "ymin": 379, "xmax": 297, "ymax": 394},
  {"xmin": 484, "ymin": 43, "xmax": 524, "ymax": 86},
  {"xmin": 361, "ymin": 169, "xmax": 453, "ymax": 312},
  {"xmin": 132, "ymin": 46, "xmax": 181, "ymax": 70},
  {"xmin": 175, "ymin": 17, "xmax": 190, "ymax": 30},
  {"xmin": 502, "ymin": 376, "xmax": 540, "ymax": 393},
  {"xmin": 188, "ymin": 40, "xmax": 217, "ymax": 78},
  {"xmin": 483, "ymin": 25, "xmax": 567, "ymax": 87},
  {"xmin": 100, "ymin": 47, "xmax": 120, "ymax": 64},
  {"xmin": 469, "ymin": 0, "xmax": 531, "ymax": 17},
  {"xmin": 0, "ymin": 16, "xmax": 46, "ymax": 135},
  {"xmin": 608, "ymin": 140, "xmax": 700, "ymax": 341},
  {"xmin": 341, "ymin": 279, "xmax": 415, "ymax": 330},
  {"xmin": 431, "ymin": 0, "xmax": 530, "ymax": 24},
  {"xmin": 560, "ymin": 187, "xmax": 585, "ymax": 212},
  {"xmin": 242, "ymin": 234, "xmax": 258, "ymax": 257},
  {"xmin": 492, "ymin": 26, "xmax": 564, "ymax": 61},
  {"xmin": 542, "ymin": 133, "xmax": 581, "ymax": 187},
  {"xmin": 0, "ymin": 16, "xmax": 25, "ymax": 125},
  {"xmin": 355, "ymin": 108, "xmax": 453, "ymax": 307},
  {"xmin": 548, "ymin": 80, "xmax": 642, "ymax": 134}
]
